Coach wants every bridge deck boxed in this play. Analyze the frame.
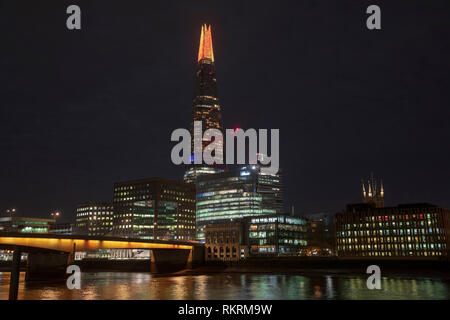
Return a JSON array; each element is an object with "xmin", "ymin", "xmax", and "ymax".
[{"xmin": 0, "ymin": 233, "xmax": 200, "ymax": 253}]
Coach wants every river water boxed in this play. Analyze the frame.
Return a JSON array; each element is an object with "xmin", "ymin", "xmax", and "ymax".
[{"xmin": 0, "ymin": 271, "xmax": 449, "ymax": 300}]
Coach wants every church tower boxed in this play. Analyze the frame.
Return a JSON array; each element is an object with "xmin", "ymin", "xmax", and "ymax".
[{"xmin": 361, "ymin": 173, "xmax": 385, "ymax": 208}]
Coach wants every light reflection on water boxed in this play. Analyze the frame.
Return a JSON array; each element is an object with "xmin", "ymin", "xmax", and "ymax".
[{"xmin": 0, "ymin": 271, "xmax": 449, "ymax": 300}]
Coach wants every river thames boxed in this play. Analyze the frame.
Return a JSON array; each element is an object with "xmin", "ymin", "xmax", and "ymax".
[{"xmin": 1, "ymin": 271, "xmax": 449, "ymax": 300}]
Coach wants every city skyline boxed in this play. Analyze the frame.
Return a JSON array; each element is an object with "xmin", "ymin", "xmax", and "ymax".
[
  {"xmin": 1, "ymin": 0, "xmax": 450, "ymax": 305},
  {"xmin": 1, "ymin": 1, "xmax": 450, "ymax": 221}
]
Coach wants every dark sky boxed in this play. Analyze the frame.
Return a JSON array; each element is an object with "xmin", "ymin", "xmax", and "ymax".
[{"xmin": 1, "ymin": 0, "xmax": 449, "ymax": 221}]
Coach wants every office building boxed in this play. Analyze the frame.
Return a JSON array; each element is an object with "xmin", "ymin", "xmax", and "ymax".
[
  {"xmin": 196, "ymin": 165, "xmax": 283, "ymax": 240},
  {"xmin": 75, "ymin": 202, "xmax": 114, "ymax": 236},
  {"xmin": 302, "ymin": 212, "xmax": 334, "ymax": 256},
  {"xmin": 49, "ymin": 222, "xmax": 73, "ymax": 235},
  {"xmin": 246, "ymin": 215, "xmax": 308, "ymax": 256},
  {"xmin": 0, "ymin": 217, "xmax": 55, "ymax": 233},
  {"xmin": 112, "ymin": 178, "xmax": 196, "ymax": 240},
  {"xmin": 335, "ymin": 203, "xmax": 450, "ymax": 258},
  {"xmin": 205, "ymin": 222, "xmax": 247, "ymax": 261}
]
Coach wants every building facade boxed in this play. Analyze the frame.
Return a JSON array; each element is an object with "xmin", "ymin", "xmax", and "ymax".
[
  {"xmin": 196, "ymin": 165, "xmax": 283, "ymax": 240},
  {"xmin": 49, "ymin": 223, "xmax": 73, "ymax": 235},
  {"xmin": 112, "ymin": 178, "xmax": 196, "ymax": 240},
  {"xmin": 335, "ymin": 203, "xmax": 450, "ymax": 258},
  {"xmin": 204, "ymin": 222, "xmax": 247, "ymax": 261},
  {"xmin": 75, "ymin": 202, "xmax": 114, "ymax": 236},
  {"xmin": 0, "ymin": 217, "xmax": 55, "ymax": 233},
  {"xmin": 247, "ymin": 215, "xmax": 308, "ymax": 256},
  {"xmin": 204, "ymin": 214, "xmax": 307, "ymax": 261},
  {"xmin": 184, "ymin": 24, "xmax": 224, "ymax": 184},
  {"xmin": 302, "ymin": 212, "xmax": 334, "ymax": 256}
]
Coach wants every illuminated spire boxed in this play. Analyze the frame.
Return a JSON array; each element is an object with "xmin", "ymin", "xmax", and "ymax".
[
  {"xmin": 370, "ymin": 172, "xmax": 375, "ymax": 195},
  {"xmin": 198, "ymin": 24, "xmax": 214, "ymax": 62},
  {"xmin": 361, "ymin": 173, "xmax": 385, "ymax": 208},
  {"xmin": 361, "ymin": 179, "xmax": 367, "ymax": 198},
  {"xmin": 368, "ymin": 180, "xmax": 373, "ymax": 197}
]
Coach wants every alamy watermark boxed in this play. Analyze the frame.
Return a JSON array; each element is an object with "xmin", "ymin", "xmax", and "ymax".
[
  {"xmin": 66, "ymin": 264, "xmax": 81, "ymax": 289},
  {"xmin": 366, "ymin": 265, "xmax": 381, "ymax": 290},
  {"xmin": 170, "ymin": 121, "xmax": 279, "ymax": 175}
]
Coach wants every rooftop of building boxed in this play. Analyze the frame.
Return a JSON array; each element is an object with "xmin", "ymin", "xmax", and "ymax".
[
  {"xmin": 113, "ymin": 177, "xmax": 195, "ymax": 189},
  {"xmin": 0, "ymin": 216, "xmax": 55, "ymax": 223},
  {"xmin": 246, "ymin": 214, "xmax": 307, "ymax": 225},
  {"xmin": 196, "ymin": 165, "xmax": 282, "ymax": 183},
  {"xmin": 76, "ymin": 201, "xmax": 113, "ymax": 208},
  {"xmin": 342, "ymin": 202, "xmax": 442, "ymax": 213}
]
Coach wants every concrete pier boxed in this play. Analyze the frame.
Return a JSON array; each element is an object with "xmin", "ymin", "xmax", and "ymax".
[
  {"xmin": 9, "ymin": 246, "xmax": 21, "ymax": 300},
  {"xmin": 150, "ymin": 249, "xmax": 190, "ymax": 273},
  {"xmin": 25, "ymin": 252, "xmax": 69, "ymax": 281},
  {"xmin": 150, "ymin": 247, "xmax": 205, "ymax": 273}
]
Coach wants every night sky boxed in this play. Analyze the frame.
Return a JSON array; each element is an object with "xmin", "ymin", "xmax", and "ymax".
[{"xmin": 1, "ymin": 0, "xmax": 449, "ymax": 221}]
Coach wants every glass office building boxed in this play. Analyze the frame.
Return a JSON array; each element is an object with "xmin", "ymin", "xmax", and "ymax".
[
  {"xmin": 112, "ymin": 178, "xmax": 196, "ymax": 240},
  {"xmin": 247, "ymin": 215, "xmax": 308, "ymax": 255},
  {"xmin": 196, "ymin": 165, "xmax": 283, "ymax": 240}
]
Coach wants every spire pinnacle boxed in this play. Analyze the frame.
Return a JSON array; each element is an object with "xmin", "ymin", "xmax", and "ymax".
[
  {"xmin": 368, "ymin": 179, "xmax": 372, "ymax": 197},
  {"xmin": 198, "ymin": 24, "xmax": 214, "ymax": 62}
]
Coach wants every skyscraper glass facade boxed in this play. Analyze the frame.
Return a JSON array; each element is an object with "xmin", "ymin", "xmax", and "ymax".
[
  {"xmin": 184, "ymin": 24, "xmax": 224, "ymax": 184},
  {"xmin": 196, "ymin": 166, "xmax": 283, "ymax": 240}
]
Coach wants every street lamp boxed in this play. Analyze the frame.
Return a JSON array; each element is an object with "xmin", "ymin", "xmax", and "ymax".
[
  {"xmin": 5, "ymin": 208, "xmax": 16, "ymax": 217},
  {"xmin": 50, "ymin": 211, "xmax": 61, "ymax": 220}
]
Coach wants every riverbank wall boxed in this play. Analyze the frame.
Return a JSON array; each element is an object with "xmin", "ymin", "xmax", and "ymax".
[{"xmin": 2, "ymin": 257, "xmax": 449, "ymax": 274}]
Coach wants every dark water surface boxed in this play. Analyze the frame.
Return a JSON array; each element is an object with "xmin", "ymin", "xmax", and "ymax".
[{"xmin": 0, "ymin": 271, "xmax": 449, "ymax": 300}]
